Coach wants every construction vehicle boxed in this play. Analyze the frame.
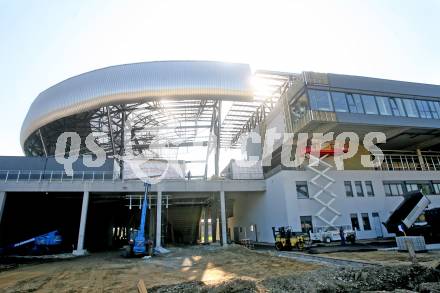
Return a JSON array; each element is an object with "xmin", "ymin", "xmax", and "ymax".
[
  {"xmin": 309, "ymin": 225, "xmax": 356, "ymax": 244},
  {"xmin": 125, "ymin": 182, "xmax": 153, "ymax": 257},
  {"xmin": 382, "ymin": 190, "xmax": 440, "ymax": 243},
  {"xmin": 383, "ymin": 191, "xmax": 431, "ymax": 236},
  {"xmin": 272, "ymin": 226, "xmax": 308, "ymax": 251},
  {"xmin": 0, "ymin": 230, "xmax": 62, "ymax": 255}
]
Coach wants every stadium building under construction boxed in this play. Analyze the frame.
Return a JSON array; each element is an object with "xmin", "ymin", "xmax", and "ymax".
[{"xmin": 1, "ymin": 60, "xmax": 440, "ymax": 254}]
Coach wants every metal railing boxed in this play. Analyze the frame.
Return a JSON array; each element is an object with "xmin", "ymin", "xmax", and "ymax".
[
  {"xmin": 0, "ymin": 170, "xmax": 120, "ymax": 183},
  {"xmin": 0, "ymin": 170, "xmax": 224, "ymax": 183},
  {"xmin": 377, "ymin": 154, "xmax": 440, "ymax": 171}
]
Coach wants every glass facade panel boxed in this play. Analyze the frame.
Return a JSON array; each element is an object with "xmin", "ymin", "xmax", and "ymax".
[
  {"xmin": 390, "ymin": 98, "xmax": 406, "ymax": 116},
  {"xmin": 428, "ymin": 101, "xmax": 440, "ymax": 119},
  {"xmin": 376, "ymin": 96, "xmax": 392, "ymax": 116},
  {"xmin": 434, "ymin": 102, "xmax": 440, "ymax": 118},
  {"xmin": 346, "ymin": 94, "xmax": 364, "ymax": 113},
  {"xmin": 331, "ymin": 92, "xmax": 349, "ymax": 112},
  {"xmin": 416, "ymin": 100, "xmax": 432, "ymax": 118},
  {"xmin": 362, "ymin": 95, "xmax": 378, "ymax": 114},
  {"xmin": 309, "ymin": 90, "xmax": 333, "ymax": 111},
  {"xmin": 306, "ymin": 90, "xmax": 439, "ymax": 120},
  {"xmin": 402, "ymin": 99, "xmax": 419, "ymax": 117}
]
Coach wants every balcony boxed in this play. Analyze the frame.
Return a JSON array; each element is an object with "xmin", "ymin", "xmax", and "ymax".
[
  {"xmin": 291, "ymin": 110, "xmax": 337, "ymax": 133},
  {"xmin": 377, "ymin": 154, "xmax": 440, "ymax": 171}
]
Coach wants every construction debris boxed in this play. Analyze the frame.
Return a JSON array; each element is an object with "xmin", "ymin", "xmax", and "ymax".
[{"xmin": 149, "ymin": 265, "xmax": 440, "ymax": 292}]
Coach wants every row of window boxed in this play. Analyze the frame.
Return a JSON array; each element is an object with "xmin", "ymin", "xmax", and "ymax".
[
  {"xmin": 300, "ymin": 212, "xmax": 378, "ymax": 233},
  {"xmin": 345, "ymin": 181, "xmax": 374, "ymax": 197},
  {"xmin": 297, "ymin": 180, "xmax": 375, "ymax": 198},
  {"xmin": 350, "ymin": 212, "xmax": 376, "ymax": 231},
  {"xmin": 308, "ymin": 90, "xmax": 440, "ymax": 119},
  {"xmin": 297, "ymin": 180, "xmax": 374, "ymax": 198},
  {"xmin": 296, "ymin": 180, "xmax": 440, "ymax": 198},
  {"xmin": 383, "ymin": 181, "xmax": 440, "ymax": 196}
]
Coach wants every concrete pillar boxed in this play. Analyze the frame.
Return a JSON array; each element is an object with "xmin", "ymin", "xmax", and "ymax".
[
  {"xmin": 0, "ymin": 192, "xmax": 6, "ymax": 226},
  {"xmin": 211, "ymin": 199, "xmax": 218, "ymax": 243},
  {"xmin": 416, "ymin": 149, "xmax": 426, "ymax": 170},
  {"xmin": 155, "ymin": 191, "xmax": 162, "ymax": 248},
  {"xmin": 204, "ymin": 207, "xmax": 209, "ymax": 244},
  {"xmin": 73, "ymin": 191, "xmax": 89, "ymax": 256},
  {"xmin": 220, "ymin": 191, "xmax": 227, "ymax": 246}
]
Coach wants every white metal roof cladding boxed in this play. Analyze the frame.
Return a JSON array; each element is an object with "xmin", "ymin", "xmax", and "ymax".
[{"xmin": 21, "ymin": 61, "xmax": 253, "ymax": 148}]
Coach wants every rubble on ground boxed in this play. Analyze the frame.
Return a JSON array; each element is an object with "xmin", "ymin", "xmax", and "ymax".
[{"xmin": 149, "ymin": 265, "xmax": 440, "ymax": 292}]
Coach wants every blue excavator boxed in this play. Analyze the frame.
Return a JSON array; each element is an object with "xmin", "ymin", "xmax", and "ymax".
[{"xmin": 125, "ymin": 182, "xmax": 153, "ymax": 257}]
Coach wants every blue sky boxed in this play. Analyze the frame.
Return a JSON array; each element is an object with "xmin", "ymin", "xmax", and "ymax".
[{"xmin": 0, "ymin": 0, "xmax": 439, "ymax": 156}]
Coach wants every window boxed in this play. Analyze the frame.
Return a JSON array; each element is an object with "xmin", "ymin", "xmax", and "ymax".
[
  {"xmin": 361, "ymin": 95, "xmax": 378, "ymax": 114},
  {"xmin": 365, "ymin": 181, "xmax": 374, "ymax": 196},
  {"xmin": 406, "ymin": 183, "xmax": 419, "ymax": 192},
  {"xmin": 346, "ymin": 94, "xmax": 364, "ymax": 113},
  {"xmin": 416, "ymin": 100, "xmax": 433, "ymax": 118},
  {"xmin": 355, "ymin": 181, "xmax": 364, "ymax": 197},
  {"xmin": 309, "ymin": 90, "xmax": 333, "ymax": 111},
  {"xmin": 361, "ymin": 213, "xmax": 371, "ymax": 230},
  {"xmin": 345, "ymin": 181, "xmax": 354, "ymax": 197},
  {"xmin": 402, "ymin": 99, "xmax": 419, "ymax": 117},
  {"xmin": 389, "ymin": 98, "xmax": 406, "ymax": 116},
  {"xmin": 428, "ymin": 101, "xmax": 440, "ymax": 119},
  {"xmin": 331, "ymin": 92, "xmax": 349, "ymax": 112},
  {"xmin": 350, "ymin": 213, "xmax": 360, "ymax": 230},
  {"xmin": 405, "ymin": 182, "xmax": 433, "ymax": 195},
  {"xmin": 376, "ymin": 96, "xmax": 393, "ymax": 116},
  {"xmin": 296, "ymin": 181, "xmax": 309, "ymax": 199},
  {"xmin": 433, "ymin": 182, "xmax": 440, "ymax": 194},
  {"xmin": 384, "ymin": 182, "xmax": 404, "ymax": 196},
  {"xmin": 300, "ymin": 216, "xmax": 313, "ymax": 233}
]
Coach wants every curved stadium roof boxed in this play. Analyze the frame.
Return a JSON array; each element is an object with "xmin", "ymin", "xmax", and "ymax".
[
  {"xmin": 21, "ymin": 60, "xmax": 292, "ymax": 161},
  {"xmin": 21, "ymin": 61, "xmax": 253, "ymax": 148}
]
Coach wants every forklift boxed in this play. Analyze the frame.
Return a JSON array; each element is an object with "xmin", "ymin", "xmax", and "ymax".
[{"xmin": 272, "ymin": 226, "xmax": 309, "ymax": 251}]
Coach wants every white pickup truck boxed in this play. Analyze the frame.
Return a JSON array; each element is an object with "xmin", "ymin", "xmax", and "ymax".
[{"xmin": 309, "ymin": 225, "xmax": 356, "ymax": 243}]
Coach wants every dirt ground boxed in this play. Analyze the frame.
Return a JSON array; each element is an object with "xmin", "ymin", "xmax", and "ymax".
[
  {"xmin": 0, "ymin": 245, "xmax": 320, "ymax": 292},
  {"xmin": 321, "ymin": 250, "xmax": 440, "ymax": 267}
]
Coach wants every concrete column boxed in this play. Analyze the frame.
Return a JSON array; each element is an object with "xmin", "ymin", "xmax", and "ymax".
[
  {"xmin": 211, "ymin": 199, "xmax": 218, "ymax": 243},
  {"xmin": 73, "ymin": 191, "xmax": 89, "ymax": 256},
  {"xmin": 0, "ymin": 192, "xmax": 6, "ymax": 226},
  {"xmin": 204, "ymin": 207, "xmax": 209, "ymax": 244},
  {"xmin": 220, "ymin": 191, "xmax": 227, "ymax": 246},
  {"xmin": 155, "ymin": 191, "xmax": 162, "ymax": 248},
  {"xmin": 416, "ymin": 149, "xmax": 426, "ymax": 170}
]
